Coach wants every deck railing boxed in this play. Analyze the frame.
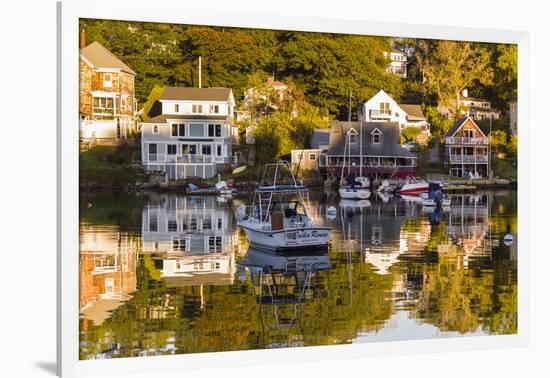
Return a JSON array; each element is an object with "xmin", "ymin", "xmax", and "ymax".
[
  {"xmin": 446, "ymin": 137, "xmax": 488, "ymax": 145},
  {"xmin": 369, "ymin": 109, "xmax": 392, "ymax": 118},
  {"xmin": 449, "ymin": 155, "xmax": 489, "ymax": 163},
  {"xmin": 145, "ymin": 154, "xmax": 216, "ymax": 163}
]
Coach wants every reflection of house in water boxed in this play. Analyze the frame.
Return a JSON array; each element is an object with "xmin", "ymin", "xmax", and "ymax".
[
  {"xmin": 79, "ymin": 225, "xmax": 138, "ymax": 326},
  {"xmin": 332, "ymin": 198, "xmax": 429, "ymax": 274},
  {"xmin": 444, "ymin": 194, "xmax": 491, "ymax": 264},
  {"xmin": 141, "ymin": 195, "xmax": 236, "ymax": 287},
  {"xmin": 239, "ymin": 248, "xmax": 331, "ymax": 348}
]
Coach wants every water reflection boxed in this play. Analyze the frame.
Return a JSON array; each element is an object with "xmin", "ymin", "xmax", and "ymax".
[{"xmin": 79, "ymin": 190, "xmax": 517, "ymax": 359}]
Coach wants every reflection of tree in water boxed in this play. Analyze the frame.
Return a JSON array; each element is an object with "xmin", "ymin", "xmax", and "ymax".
[{"xmin": 79, "ymin": 191, "xmax": 517, "ymax": 359}]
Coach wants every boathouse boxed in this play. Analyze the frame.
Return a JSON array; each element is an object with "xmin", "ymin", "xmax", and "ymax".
[{"xmin": 319, "ymin": 121, "xmax": 416, "ymax": 179}]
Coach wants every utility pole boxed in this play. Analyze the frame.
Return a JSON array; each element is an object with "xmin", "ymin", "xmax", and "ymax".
[
  {"xmin": 198, "ymin": 56, "xmax": 202, "ymax": 88},
  {"xmin": 489, "ymin": 116, "xmax": 493, "ymax": 180}
]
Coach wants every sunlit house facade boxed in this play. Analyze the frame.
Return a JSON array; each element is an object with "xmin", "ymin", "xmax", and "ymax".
[
  {"xmin": 79, "ymin": 41, "xmax": 137, "ymax": 144},
  {"xmin": 141, "ymin": 87, "xmax": 236, "ymax": 179}
]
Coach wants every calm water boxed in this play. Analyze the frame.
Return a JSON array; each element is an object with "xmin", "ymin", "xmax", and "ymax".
[{"xmin": 79, "ymin": 189, "xmax": 517, "ymax": 359}]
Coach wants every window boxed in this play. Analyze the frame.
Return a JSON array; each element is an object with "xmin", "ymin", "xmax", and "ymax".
[
  {"xmin": 217, "ymin": 145, "xmax": 222, "ymax": 156},
  {"xmin": 121, "ymin": 97, "xmax": 127, "ymax": 110},
  {"xmin": 380, "ymin": 102, "xmax": 390, "ymax": 114},
  {"xmin": 148, "ymin": 144, "xmax": 157, "ymax": 154},
  {"xmin": 217, "ymin": 218, "xmax": 222, "ymax": 229},
  {"xmin": 296, "ymin": 153, "xmax": 304, "ymax": 161},
  {"xmin": 372, "ymin": 132, "xmax": 381, "ymax": 144},
  {"xmin": 167, "ymin": 220, "xmax": 178, "ymax": 232},
  {"xmin": 202, "ymin": 145, "xmax": 212, "ymax": 155},
  {"xmin": 152, "ymin": 125, "xmax": 159, "ymax": 134},
  {"xmin": 189, "ymin": 123, "xmax": 204, "ymax": 137},
  {"xmin": 349, "ymin": 134, "xmax": 357, "ymax": 144},
  {"xmin": 167, "ymin": 144, "xmax": 177, "ymax": 155},
  {"xmin": 103, "ymin": 73, "xmax": 112, "ymax": 87},
  {"xmin": 309, "ymin": 153, "xmax": 317, "ymax": 161},
  {"xmin": 149, "ymin": 213, "xmax": 158, "ymax": 232},
  {"xmin": 209, "ymin": 124, "xmax": 222, "ymax": 137},
  {"xmin": 174, "ymin": 104, "xmax": 180, "ymax": 112},
  {"xmin": 209, "ymin": 105, "xmax": 219, "ymax": 114},
  {"xmin": 192, "ymin": 104, "xmax": 203, "ymax": 113},
  {"xmin": 171, "ymin": 124, "xmax": 185, "ymax": 137},
  {"xmin": 188, "ymin": 145, "xmax": 197, "ymax": 155},
  {"xmin": 104, "ymin": 278, "xmax": 114, "ymax": 294},
  {"xmin": 92, "ymin": 97, "xmax": 114, "ymax": 112}
]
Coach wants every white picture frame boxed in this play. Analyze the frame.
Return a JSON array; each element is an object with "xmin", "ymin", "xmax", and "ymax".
[{"xmin": 57, "ymin": 0, "xmax": 530, "ymax": 376}]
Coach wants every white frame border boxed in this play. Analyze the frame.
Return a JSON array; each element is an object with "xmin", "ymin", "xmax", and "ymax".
[{"xmin": 58, "ymin": 0, "xmax": 530, "ymax": 376}]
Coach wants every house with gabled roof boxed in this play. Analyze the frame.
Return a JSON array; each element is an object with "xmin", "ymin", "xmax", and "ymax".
[
  {"xmin": 319, "ymin": 120, "xmax": 416, "ymax": 179},
  {"xmin": 140, "ymin": 87, "xmax": 236, "ymax": 179},
  {"xmin": 79, "ymin": 40, "xmax": 137, "ymax": 144},
  {"xmin": 361, "ymin": 90, "xmax": 430, "ymax": 135},
  {"xmin": 445, "ymin": 117, "xmax": 489, "ymax": 178}
]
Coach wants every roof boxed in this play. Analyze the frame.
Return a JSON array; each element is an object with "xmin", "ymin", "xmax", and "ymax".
[
  {"xmin": 445, "ymin": 117, "xmax": 487, "ymax": 137},
  {"xmin": 398, "ymin": 104, "xmax": 426, "ymax": 121},
  {"xmin": 327, "ymin": 121, "xmax": 415, "ymax": 158},
  {"xmin": 142, "ymin": 114, "xmax": 230, "ymax": 123},
  {"xmin": 310, "ymin": 128, "xmax": 330, "ymax": 149},
  {"xmin": 80, "ymin": 41, "xmax": 136, "ymax": 75},
  {"xmin": 160, "ymin": 87, "xmax": 232, "ymax": 102}
]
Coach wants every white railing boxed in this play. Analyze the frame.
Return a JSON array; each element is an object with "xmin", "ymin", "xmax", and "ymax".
[
  {"xmin": 146, "ymin": 154, "xmax": 216, "ymax": 163},
  {"xmin": 449, "ymin": 155, "xmax": 489, "ymax": 163},
  {"xmin": 370, "ymin": 109, "xmax": 392, "ymax": 118},
  {"xmin": 446, "ymin": 137, "xmax": 488, "ymax": 145}
]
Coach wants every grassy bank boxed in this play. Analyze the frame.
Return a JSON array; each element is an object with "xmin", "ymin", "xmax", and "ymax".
[{"xmin": 80, "ymin": 143, "xmax": 147, "ymax": 190}]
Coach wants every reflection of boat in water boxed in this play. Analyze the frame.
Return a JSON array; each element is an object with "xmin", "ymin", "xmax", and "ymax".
[
  {"xmin": 339, "ymin": 199, "xmax": 371, "ymax": 208},
  {"xmin": 238, "ymin": 248, "xmax": 331, "ymax": 331},
  {"xmin": 237, "ymin": 161, "xmax": 330, "ymax": 252}
]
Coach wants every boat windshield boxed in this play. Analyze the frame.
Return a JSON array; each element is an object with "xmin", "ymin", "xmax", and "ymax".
[{"xmin": 270, "ymin": 202, "xmax": 307, "ymax": 217}]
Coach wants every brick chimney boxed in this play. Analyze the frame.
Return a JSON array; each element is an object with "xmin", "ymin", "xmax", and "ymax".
[{"xmin": 80, "ymin": 30, "xmax": 86, "ymax": 49}]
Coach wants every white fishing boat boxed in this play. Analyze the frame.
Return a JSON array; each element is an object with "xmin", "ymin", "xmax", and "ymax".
[{"xmin": 236, "ymin": 161, "xmax": 330, "ymax": 252}]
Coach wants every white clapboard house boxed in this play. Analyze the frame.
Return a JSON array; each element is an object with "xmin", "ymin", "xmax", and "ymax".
[
  {"xmin": 141, "ymin": 87, "xmax": 236, "ymax": 179},
  {"xmin": 362, "ymin": 90, "xmax": 430, "ymax": 134}
]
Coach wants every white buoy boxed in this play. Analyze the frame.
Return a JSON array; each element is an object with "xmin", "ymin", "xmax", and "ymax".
[{"xmin": 503, "ymin": 233, "xmax": 514, "ymax": 246}]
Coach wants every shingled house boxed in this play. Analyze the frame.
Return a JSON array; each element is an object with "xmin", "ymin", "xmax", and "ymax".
[
  {"xmin": 79, "ymin": 41, "xmax": 137, "ymax": 144},
  {"xmin": 319, "ymin": 121, "xmax": 416, "ymax": 179},
  {"xmin": 140, "ymin": 87, "xmax": 236, "ymax": 179},
  {"xmin": 445, "ymin": 117, "xmax": 489, "ymax": 178}
]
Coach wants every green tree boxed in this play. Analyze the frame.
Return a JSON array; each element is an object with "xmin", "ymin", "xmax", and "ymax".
[{"xmin": 421, "ymin": 40, "xmax": 494, "ymax": 115}]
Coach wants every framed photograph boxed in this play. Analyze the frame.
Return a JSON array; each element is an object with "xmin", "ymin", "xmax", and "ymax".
[{"xmin": 58, "ymin": 0, "xmax": 529, "ymax": 376}]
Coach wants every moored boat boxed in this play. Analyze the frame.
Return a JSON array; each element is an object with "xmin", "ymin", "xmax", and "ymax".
[
  {"xmin": 395, "ymin": 178, "xmax": 430, "ymax": 195},
  {"xmin": 236, "ymin": 161, "xmax": 330, "ymax": 252}
]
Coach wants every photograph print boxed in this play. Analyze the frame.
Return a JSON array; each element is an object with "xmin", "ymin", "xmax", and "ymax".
[{"xmin": 78, "ymin": 18, "xmax": 518, "ymax": 359}]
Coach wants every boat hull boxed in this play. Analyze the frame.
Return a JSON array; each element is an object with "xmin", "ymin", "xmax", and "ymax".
[
  {"xmin": 238, "ymin": 223, "xmax": 330, "ymax": 252},
  {"xmin": 339, "ymin": 188, "xmax": 371, "ymax": 199}
]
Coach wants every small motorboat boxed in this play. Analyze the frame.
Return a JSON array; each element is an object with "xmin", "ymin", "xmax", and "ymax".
[
  {"xmin": 186, "ymin": 183, "xmax": 217, "ymax": 195},
  {"xmin": 339, "ymin": 187, "xmax": 371, "ymax": 200},
  {"xmin": 421, "ymin": 182, "xmax": 450, "ymax": 207},
  {"xmin": 395, "ymin": 177, "xmax": 430, "ymax": 195}
]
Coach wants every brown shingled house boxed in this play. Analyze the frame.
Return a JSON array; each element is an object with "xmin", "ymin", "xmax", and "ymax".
[{"xmin": 79, "ymin": 40, "xmax": 137, "ymax": 145}]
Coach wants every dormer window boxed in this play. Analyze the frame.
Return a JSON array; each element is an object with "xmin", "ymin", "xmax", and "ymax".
[
  {"xmin": 192, "ymin": 104, "xmax": 203, "ymax": 113},
  {"xmin": 103, "ymin": 73, "xmax": 112, "ymax": 88},
  {"xmin": 371, "ymin": 128, "xmax": 383, "ymax": 144},
  {"xmin": 347, "ymin": 128, "xmax": 358, "ymax": 144}
]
